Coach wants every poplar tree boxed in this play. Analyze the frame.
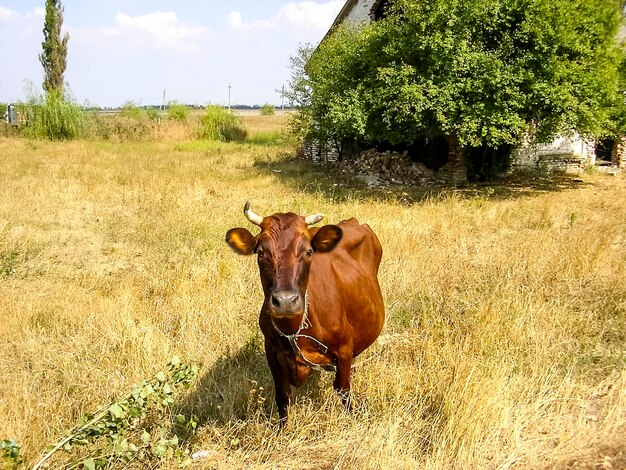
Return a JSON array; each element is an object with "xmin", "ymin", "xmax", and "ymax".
[{"xmin": 40, "ymin": 0, "xmax": 69, "ymax": 94}]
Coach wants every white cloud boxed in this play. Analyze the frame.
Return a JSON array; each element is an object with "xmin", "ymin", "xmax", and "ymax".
[
  {"xmin": 227, "ymin": 1, "xmax": 343, "ymax": 38},
  {"xmin": 0, "ymin": 6, "xmax": 20, "ymax": 21},
  {"xmin": 277, "ymin": 1, "xmax": 344, "ymax": 33},
  {"xmin": 227, "ymin": 11, "xmax": 244, "ymax": 30},
  {"xmin": 0, "ymin": 6, "xmax": 45, "ymax": 21},
  {"xmin": 227, "ymin": 10, "xmax": 272, "ymax": 33},
  {"xmin": 25, "ymin": 7, "xmax": 45, "ymax": 18},
  {"xmin": 114, "ymin": 11, "xmax": 209, "ymax": 52}
]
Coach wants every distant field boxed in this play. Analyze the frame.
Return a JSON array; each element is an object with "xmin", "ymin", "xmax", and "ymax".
[
  {"xmin": 0, "ymin": 119, "xmax": 624, "ymax": 468},
  {"xmin": 238, "ymin": 112, "xmax": 292, "ymax": 135},
  {"xmin": 235, "ymin": 108, "xmax": 294, "ymax": 116}
]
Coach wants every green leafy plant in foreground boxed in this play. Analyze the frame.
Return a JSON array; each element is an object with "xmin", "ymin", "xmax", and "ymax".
[
  {"xmin": 1, "ymin": 440, "xmax": 23, "ymax": 469},
  {"xmin": 33, "ymin": 357, "xmax": 199, "ymax": 469}
]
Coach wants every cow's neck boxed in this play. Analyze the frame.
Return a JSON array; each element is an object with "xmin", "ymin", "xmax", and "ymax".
[
  {"xmin": 270, "ymin": 294, "xmax": 337, "ymax": 373},
  {"xmin": 271, "ymin": 314, "xmax": 305, "ymax": 336}
]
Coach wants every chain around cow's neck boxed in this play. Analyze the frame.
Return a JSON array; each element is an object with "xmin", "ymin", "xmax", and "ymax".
[{"xmin": 270, "ymin": 291, "xmax": 336, "ymax": 372}]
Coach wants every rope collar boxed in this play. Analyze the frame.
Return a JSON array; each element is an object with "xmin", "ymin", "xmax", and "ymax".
[{"xmin": 270, "ymin": 291, "xmax": 336, "ymax": 372}]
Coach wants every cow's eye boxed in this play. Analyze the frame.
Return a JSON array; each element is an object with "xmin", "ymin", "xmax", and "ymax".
[
  {"xmin": 306, "ymin": 249, "xmax": 313, "ymax": 258},
  {"xmin": 257, "ymin": 249, "xmax": 264, "ymax": 258}
]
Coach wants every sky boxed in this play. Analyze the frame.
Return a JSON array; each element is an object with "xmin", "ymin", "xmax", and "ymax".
[{"xmin": 0, "ymin": 1, "xmax": 344, "ymax": 107}]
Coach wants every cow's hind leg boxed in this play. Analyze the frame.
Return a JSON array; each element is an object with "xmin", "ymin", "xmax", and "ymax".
[{"xmin": 333, "ymin": 354, "xmax": 353, "ymax": 411}]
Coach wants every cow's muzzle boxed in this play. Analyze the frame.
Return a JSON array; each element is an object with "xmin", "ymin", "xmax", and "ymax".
[{"xmin": 270, "ymin": 290, "xmax": 304, "ymax": 316}]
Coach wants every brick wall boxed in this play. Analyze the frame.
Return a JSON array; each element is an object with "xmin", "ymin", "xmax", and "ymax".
[
  {"xmin": 301, "ymin": 139, "xmax": 339, "ymax": 163},
  {"xmin": 439, "ymin": 135, "xmax": 468, "ymax": 185},
  {"xmin": 612, "ymin": 137, "xmax": 625, "ymax": 169}
]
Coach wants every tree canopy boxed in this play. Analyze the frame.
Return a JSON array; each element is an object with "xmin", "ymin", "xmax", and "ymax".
[
  {"xmin": 40, "ymin": 0, "xmax": 69, "ymax": 94},
  {"xmin": 301, "ymin": 0, "xmax": 625, "ymax": 152}
]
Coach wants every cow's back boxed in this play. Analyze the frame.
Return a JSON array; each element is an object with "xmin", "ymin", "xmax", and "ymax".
[
  {"xmin": 308, "ymin": 218, "xmax": 384, "ymax": 356},
  {"xmin": 336, "ymin": 218, "xmax": 382, "ymax": 276}
]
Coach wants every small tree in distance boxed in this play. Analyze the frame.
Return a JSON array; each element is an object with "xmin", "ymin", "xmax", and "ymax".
[
  {"xmin": 40, "ymin": 0, "xmax": 69, "ymax": 94},
  {"xmin": 260, "ymin": 104, "xmax": 276, "ymax": 116}
]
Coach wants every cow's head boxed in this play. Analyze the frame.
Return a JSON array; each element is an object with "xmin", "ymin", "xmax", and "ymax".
[{"xmin": 226, "ymin": 202, "xmax": 342, "ymax": 318}]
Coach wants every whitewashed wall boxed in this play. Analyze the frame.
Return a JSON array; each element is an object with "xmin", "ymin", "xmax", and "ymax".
[
  {"xmin": 343, "ymin": 0, "xmax": 377, "ymax": 23},
  {"xmin": 512, "ymin": 134, "xmax": 596, "ymax": 174}
]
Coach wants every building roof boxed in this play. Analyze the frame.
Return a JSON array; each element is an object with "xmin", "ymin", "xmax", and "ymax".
[
  {"xmin": 322, "ymin": 1, "xmax": 390, "ymax": 43},
  {"xmin": 329, "ymin": 0, "xmax": 359, "ymax": 31}
]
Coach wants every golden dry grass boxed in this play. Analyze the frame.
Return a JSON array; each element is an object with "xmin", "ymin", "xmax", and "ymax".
[
  {"xmin": 0, "ymin": 123, "xmax": 625, "ymax": 469},
  {"xmin": 238, "ymin": 113, "xmax": 291, "ymax": 136}
]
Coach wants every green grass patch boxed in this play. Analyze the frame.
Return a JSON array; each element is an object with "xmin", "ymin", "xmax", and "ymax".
[{"xmin": 246, "ymin": 131, "xmax": 290, "ymax": 146}]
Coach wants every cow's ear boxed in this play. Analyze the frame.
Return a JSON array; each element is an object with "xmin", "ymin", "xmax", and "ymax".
[
  {"xmin": 225, "ymin": 228, "xmax": 257, "ymax": 255},
  {"xmin": 311, "ymin": 225, "xmax": 342, "ymax": 253}
]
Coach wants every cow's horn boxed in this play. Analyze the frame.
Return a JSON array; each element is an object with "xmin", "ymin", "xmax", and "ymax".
[
  {"xmin": 304, "ymin": 213, "xmax": 324, "ymax": 225},
  {"xmin": 244, "ymin": 202, "xmax": 263, "ymax": 226}
]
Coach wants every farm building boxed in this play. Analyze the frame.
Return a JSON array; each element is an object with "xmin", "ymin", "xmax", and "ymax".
[{"xmin": 301, "ymin": 0, "xmax": 625, "ymax": 183}]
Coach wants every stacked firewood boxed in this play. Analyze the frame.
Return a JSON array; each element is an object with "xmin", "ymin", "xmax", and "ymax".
[{"xmin": 337, "ymin": 149, "xmax": 443, "ymax": 187}]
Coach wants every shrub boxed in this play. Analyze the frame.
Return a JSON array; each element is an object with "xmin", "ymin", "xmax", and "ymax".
[
  {"xmin": 167, "ymin": 103, "xmax": 189, "ymax": 122},
  {"xmin": 24, "ymin": 90, "xmax": 87, "ymax": 140},
  {"xmin": 198, "ymin": 105, "xmax": 247, "ymax": 141},
  {"xmin": 145, "ymin": 107, "xmax": 161, "ymax": 121},
  {"xmin": 260, "ymin": 104, "xmax": 275, "ymax": 116},
  {"xmin": 88, "ymin": 114, "xmax": 152, "ymax": 142},
  {"xmin": 119, "ymin": 102, "xmax": 145, "ymax": 120},
  {"xmin": 87, "ymin": 102, "xmax": 158, "ymax": 141}
]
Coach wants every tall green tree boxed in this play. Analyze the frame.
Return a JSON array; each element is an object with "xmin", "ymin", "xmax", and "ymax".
[
  {"xmin": 301, "ymin": 0, "xmax": 624, "ymax": 169},
  {"xmin": 40, "ymin": 0, "xmax": 69, "ymax": 94}
]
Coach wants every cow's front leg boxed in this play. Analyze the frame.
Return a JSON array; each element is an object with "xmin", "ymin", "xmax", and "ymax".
[
  {"xmin": 265, "ymin": 343, "xmax": 292, "ymax": 426},
  {"xmin": 333, "ymin": 353, "xmax": 353, "ymax": 411}
]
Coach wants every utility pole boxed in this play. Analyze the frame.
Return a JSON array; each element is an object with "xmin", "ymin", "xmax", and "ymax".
[
  {"xmin": 228, "ymin": 83, "xmax": 232, "ymax": 111},
  {"xmin": 281, "ymin": 84, "xmax": 285, "ymax": 115},
  {"xmin": 162, "ymin": 89, "xmax": 166, "ymax": 111}
]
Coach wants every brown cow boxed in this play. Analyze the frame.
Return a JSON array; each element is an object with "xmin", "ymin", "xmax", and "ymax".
[{"xmin": 225, "ymin": 202, "xmax": 384, "ymax": 425}]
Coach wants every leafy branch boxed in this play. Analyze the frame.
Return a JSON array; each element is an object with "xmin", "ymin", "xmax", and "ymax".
[{"xmin": 33, "ymin": 356, "xmax": 199, "ymax": 469}]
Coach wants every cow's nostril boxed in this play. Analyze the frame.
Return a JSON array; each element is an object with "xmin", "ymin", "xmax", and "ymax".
[{"xmin": 271, "ymin": 290, "xmax": 302, "ymax": 314}]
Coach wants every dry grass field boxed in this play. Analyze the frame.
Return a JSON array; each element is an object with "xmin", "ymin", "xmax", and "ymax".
[{"xmin": 0, "ymin": 116, "xmax": 625, "ymax": 469}]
